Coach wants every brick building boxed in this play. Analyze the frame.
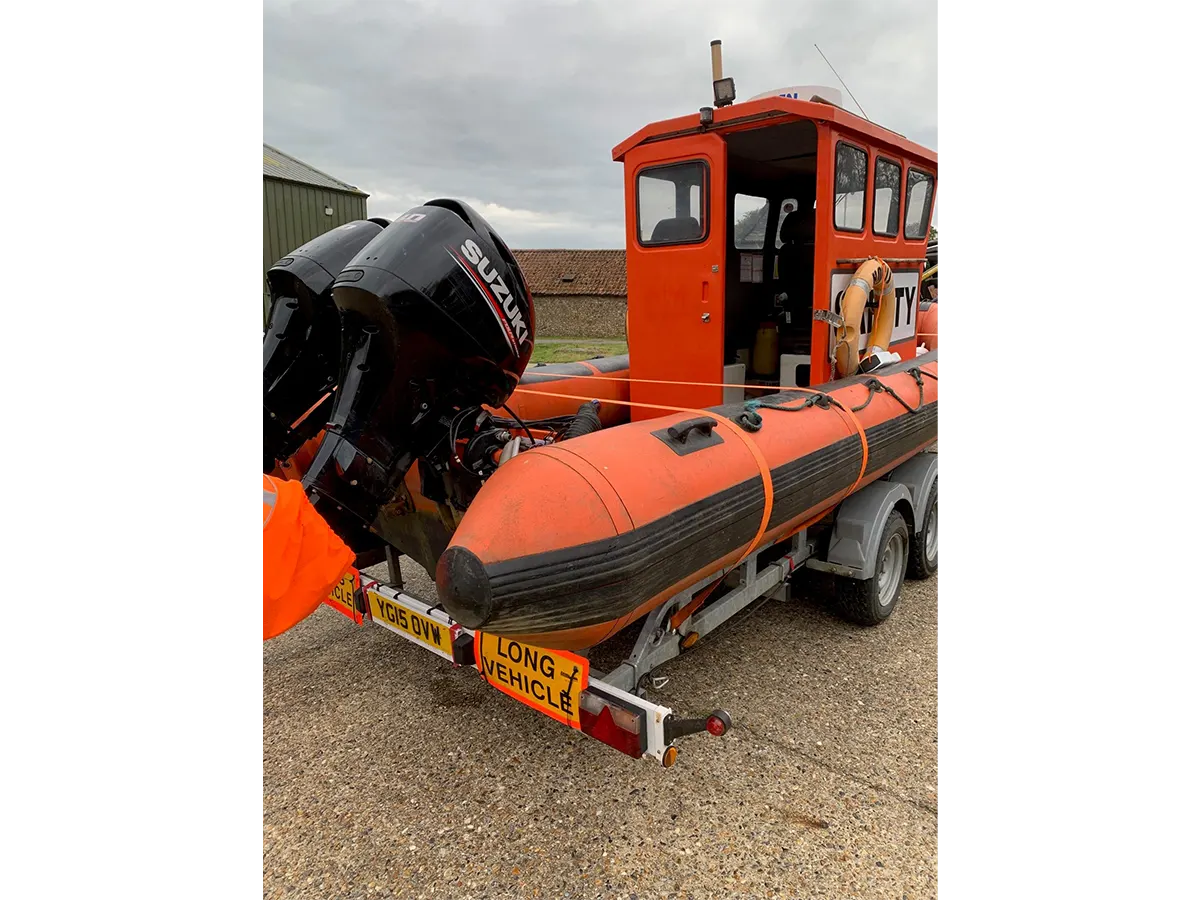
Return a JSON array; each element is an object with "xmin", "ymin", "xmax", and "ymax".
[{"xmin": 511, "ymin": 249, "xmax": 626, "ymax": 338}]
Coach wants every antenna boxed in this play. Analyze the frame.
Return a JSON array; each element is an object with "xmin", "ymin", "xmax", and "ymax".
[{"xmin": 814, "ymin": 43, "xmax": 870, "ymax": 122}]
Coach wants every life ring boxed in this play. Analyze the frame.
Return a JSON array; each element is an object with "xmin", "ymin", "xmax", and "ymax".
[{"xmin": 833, "ymin": 257, "xmax": 895, "ymax": 377}]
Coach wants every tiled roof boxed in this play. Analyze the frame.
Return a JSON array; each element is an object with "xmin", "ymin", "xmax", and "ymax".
[
  {"xmin": 262, "ymin": 143, "xmax": 368, "ymax": 196},
  {"xmin": 512, "ymin": 249, "xmax": 627, "ymax": 297}
]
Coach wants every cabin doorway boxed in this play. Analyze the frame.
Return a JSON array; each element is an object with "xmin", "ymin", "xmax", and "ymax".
[{"xmin": 723, "ymin": 120, "xmax": 819, "ymax": 393}]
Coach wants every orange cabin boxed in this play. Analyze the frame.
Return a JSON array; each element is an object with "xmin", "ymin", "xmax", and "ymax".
[{"xmin": 613, "ymin": 93, "xmax": 937, "ymax": 420}]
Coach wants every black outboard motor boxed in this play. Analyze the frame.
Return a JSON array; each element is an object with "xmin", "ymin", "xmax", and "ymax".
[
  {"xmin": 263, "ymin": 219, "xmax": 388, "ymax": 472},
  {"xmin": 301, "ymin": 199, "xmax": 535, "ymax": 550}
]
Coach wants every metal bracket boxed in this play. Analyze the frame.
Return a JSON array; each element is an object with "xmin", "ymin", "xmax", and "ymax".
[
  {"xmin": 601, "ymin": 532, "xmax": 811, "ymax": 693},
  {"xmin": 813, "ymin": 308, "xmax": 844, "ymax": 328},
  {"xmin": 385, "ymin": 545, "xmax": 405, "ymax": 588},
  {"xmin": 602, "ymin": 591, "xmax": 691, "ymax": 694}
]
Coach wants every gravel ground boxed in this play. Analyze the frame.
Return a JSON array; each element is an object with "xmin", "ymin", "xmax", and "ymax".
[{"xmin": 264, "ymin": 558, "xmax": 937, "ymax": 900}]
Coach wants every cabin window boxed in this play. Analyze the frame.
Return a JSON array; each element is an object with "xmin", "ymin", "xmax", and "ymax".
[
  {"xmin": 637, "ymin": 161, "xmax": 708, "ymax": 246},
  {"xmin": 734, "ymin": 194, "xmax": 767, "ymax": 282},
  {"xmin": 733, "ymin": 194, "xmax": 769, "ymax": 249},
  {"xmin": 873, "ymin": 157, "xmax": 901, "ymax": 237},
  {"xmin": 771, "ymin": 198, "xmax": 800, "ymax": 280},
  {"xmin": 774, "ymin": 198, "xmax": 799, "ymax": 248},
  {"xmin": 833, "ymin": 142, "xmax": 867, "ymax": 232},
  {"xmin": 905, "ymin": 168, "xmax": 935, "ymax": 239}
]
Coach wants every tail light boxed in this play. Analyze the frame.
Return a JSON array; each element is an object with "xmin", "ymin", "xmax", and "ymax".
[
  {"xmin": 706, "ymin": 711, "xmax": 730, "ymax": 736},
  {"xmin": 579, "ymin": 689, "xmax": 647, "ymax": 758}
]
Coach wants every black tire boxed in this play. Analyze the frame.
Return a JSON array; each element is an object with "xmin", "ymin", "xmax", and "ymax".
[
  {"xmin": 907, "ymin": 481, "xmax": 938, "ymax": 580},
  {"xmin": 834, "ymin": 510, "xmax": 909, "ymax": 626}
]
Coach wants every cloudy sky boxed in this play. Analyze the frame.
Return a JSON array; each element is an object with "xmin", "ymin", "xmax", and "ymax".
[{"xmin": 265, "ymin": 0, "xmax": 936, "ymax": 249}]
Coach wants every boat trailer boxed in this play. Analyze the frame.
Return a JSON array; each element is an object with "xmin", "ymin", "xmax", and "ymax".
[{"xmin": 323, "ymin": 450, "xmax": 937, "ymax": 767}]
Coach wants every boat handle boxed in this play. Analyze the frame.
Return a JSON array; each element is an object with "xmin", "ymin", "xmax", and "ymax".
[{"xmin": 667, "ymin": 417, "xmax": 718, "ymax": 443}]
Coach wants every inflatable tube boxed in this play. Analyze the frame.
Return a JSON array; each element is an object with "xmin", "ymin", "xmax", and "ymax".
[
  {"xmin": 916, "ymin": 301, "xmax": 938, "ymax": 351},
  {"xmin": 493, "ymin": 354, "xmax": 631, "ymax": 428}
]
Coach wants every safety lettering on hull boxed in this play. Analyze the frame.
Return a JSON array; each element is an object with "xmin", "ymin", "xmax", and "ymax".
[{"xmin": 829, "ymin": 270, "xmax": 920, "ymax": 350}]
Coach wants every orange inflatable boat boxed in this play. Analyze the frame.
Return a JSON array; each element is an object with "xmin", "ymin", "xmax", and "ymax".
[{"xmin": 438, "ymin": 352, "xmax": 936, "ymax": 649}]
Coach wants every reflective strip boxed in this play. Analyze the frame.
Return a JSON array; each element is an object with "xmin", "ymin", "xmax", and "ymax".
[
  {"xmin": 263, "ymin": 476, "xmax": 279, "ymax": 528},
  {"xmin": 849, "ymin": 277, "xmax": 872, "ymax": 295}
]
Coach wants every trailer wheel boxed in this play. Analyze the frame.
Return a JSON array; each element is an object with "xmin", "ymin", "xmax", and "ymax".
[
  {"xmin": 907, "ymin": 481, "xmax": 938, "ymax": 579},
  {"xmin": 834, "ymin": 510, "xmax": 908, "ymax": 626}
]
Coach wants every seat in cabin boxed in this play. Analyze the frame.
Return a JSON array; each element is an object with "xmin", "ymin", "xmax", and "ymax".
[
  {"xmin": 650, "ymin": 216, "xmax": 702, "ymax": 243},
  {"xmin": 777, "ymin": 210, "xmax": 815, "ymax": 307},
  {"xmin": 776, "ymin": 209, "xmax": 815, "ymax": 351}
]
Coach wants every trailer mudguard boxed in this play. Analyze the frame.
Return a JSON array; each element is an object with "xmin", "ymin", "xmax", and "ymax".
[
  {"xmin": 884, "ymin": 451, "xmax": 938, "ymax": 537},
  {"xmin": 821, "ymin": 480, "xmax": 914, "ymax": 579}
]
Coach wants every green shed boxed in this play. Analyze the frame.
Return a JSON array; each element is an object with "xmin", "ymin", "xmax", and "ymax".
[{"xmin": 263, "ymin": 143, "xmax": 369, "ymax": 318}]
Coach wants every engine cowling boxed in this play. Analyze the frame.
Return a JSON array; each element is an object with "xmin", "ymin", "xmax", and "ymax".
[
  {"xmin": 301, "ymin": 199, "xmax": 535, "ymax": 550},
  {"xmin": 263, "ymin": 219, "xmax": 388, "ymax": 471}
]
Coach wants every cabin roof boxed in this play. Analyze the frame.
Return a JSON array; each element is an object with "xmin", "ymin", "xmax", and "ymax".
[{"xmin": 611, "ymin": 96, "xmax": 937, "ymax": 167}]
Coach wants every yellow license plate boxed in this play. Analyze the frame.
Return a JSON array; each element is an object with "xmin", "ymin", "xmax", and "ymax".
[
  {"xmin": 367, "ymin": 590, "xmax": 455, "ymax": 656},
  {"xmin": 326, "ymin": 569, "xmax": 361, "ymax": 622},
  {"xmin": 474, "ymin": 633, "xmax": 589, "ymax": 729}
]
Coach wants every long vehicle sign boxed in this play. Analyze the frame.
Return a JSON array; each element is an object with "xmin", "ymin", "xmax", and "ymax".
[
  {"xmin": 325, "ymin": 569, "xmax": 362, "ymax": 623},
  {"xmin": 474, "ymin": 633, "xmax": 589, "ymax": 729}
]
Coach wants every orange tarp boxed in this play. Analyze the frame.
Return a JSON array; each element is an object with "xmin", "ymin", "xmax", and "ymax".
[{"xmin": 263, "ymin": 474, "xmax": 354, "ymax": 640}]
